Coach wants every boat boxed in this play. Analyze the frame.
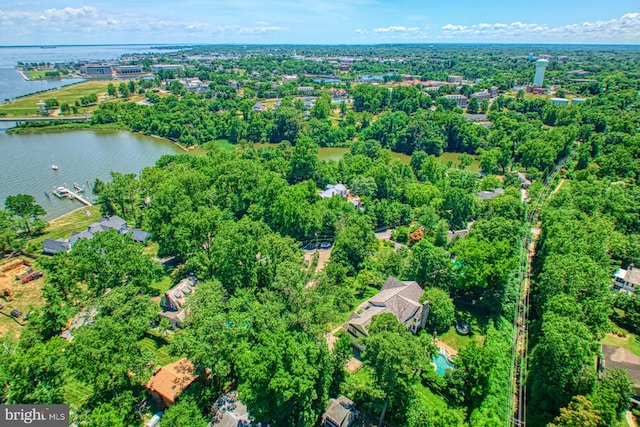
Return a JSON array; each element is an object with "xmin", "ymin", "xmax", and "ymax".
[
  {"xmin": 73, "ymin": 183, "xmax": 83, "ymax": 193},
  {"xmin": 68, "ymin": 193, "xmax": 75, "ymax": 201},
  {"xmin": 52, "ymin": 187, "xmax": 67, "ymax": 198},
  {"xmin": 51, "ymin": 164, "xmax": 58, "ymax": 171}
]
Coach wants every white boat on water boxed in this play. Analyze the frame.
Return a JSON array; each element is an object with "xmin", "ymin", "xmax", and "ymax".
[{"xmin": 51, "ymin": 164, "xmax": 58, "ymax": 170}]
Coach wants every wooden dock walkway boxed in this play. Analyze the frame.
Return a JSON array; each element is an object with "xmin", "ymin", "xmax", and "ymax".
[{"xmin": 56, "ymin": 187, "xmax": 92, "ymax": 207}]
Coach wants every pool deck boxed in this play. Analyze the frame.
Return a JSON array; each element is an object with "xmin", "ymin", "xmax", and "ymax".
[{"xmin": 434, "ymin": 339, "xmax": 458, "ymax": 357}]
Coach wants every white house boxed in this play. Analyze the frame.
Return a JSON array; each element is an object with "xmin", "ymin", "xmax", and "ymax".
[{"xmin": 613, "ymin": 264, "xmax": 640, "ymax": 293}]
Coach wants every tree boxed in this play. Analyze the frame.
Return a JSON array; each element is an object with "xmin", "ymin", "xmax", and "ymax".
[
  {"xmin": 405, "ymin": 239, "xmax": 453, "ymax": 289},
  {"xmin": 237, "ymin": 329, "xmax": 332, "ymax": 426},
  {"xmin": 364, "ymin": 313, "xmax": 430, "ymax": 425},
  {"xmin": 107, "ymin": 83, "xmax": 116, "ymax": 97},
  {"xmin": 330, "ymin": 216, "xmax": 376, "ymax": 274},
  {"xmin": 549, "ymin": 395, "xmax": 601, "ymax": 427},
  {"xmin": 161, "ymin": 397, "xmax": 208, "ymax": 427},
  {"xmin": 69, "ymin": 316, "xmax": 151, "ymax": 399},
  {"xmin": 4, "ymin": 194, "xmax": 47, "ymax": 235},
  {"xmin": 421, "ymin": 287, "xmax": 455, "ymax": 334},
  {"xmin": 467, "ymin": 97, "xmax": 480, "ymax": 114},
  {"xmin": 591, "ymin": 368, "xmax": 632, "ymax": 426},
  {"xmin": 311, "ymin": 92, "xmax": 331, "ymax": 119},
  {"xmin": 529, "ymin": 313, "xmax": 596, "ymax": 419},
  {"xmin": 4, "ymin": 337, "xmax": 67, "ymax": 404},
  {"xmin": 117, "ymin": 81, "xmax": 130, "ymax": 98}
]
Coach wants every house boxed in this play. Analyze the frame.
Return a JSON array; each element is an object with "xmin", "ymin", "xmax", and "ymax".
[
  {"xmin": 613, "ymin": 264, "xmax": 640, "ymax": 293},
  {"xmin": 471, "ymin": 91, "xmax": 491, "ymax": 103},
  {"xmin": 322, "ymin": 396, "xmax": 359, "ymax": 427},
  {"xmin": 125, "ymin": 228, "xmax": 151, "ymax": 244},
  {"xmin": 42, "ymin": 238, "xmax": 70, "ymax": 255},
  {"xmin": 208, "ymin": 391, "xmax": 254, "ymax": 427},
  {"xmin": 447, "ymin": 75, "xmax": 463, "ymax": 84},
  {"xmin": 88, "ymin": 215, "xmax": 127, "ymax": 234},
  {"xmin": 345, "ymin": 276, "xmax": 428, "ymax": 338},
  {"xmin": 159, "ymin": 276, "xmax": 198, "ymax": 328},
  {"xmin": 319, "ymin": 183, "xmax": 348, "ymax": 199},
  {"xmin": 447, "ymin": 229, "xmax": 469, "ymax": 242},
  {"xmin": 477, "ymin": 188, "xmax": 504, "ymax": 200},
  {"xmin": 444, "ymin": 94, "xmax": 468, "ymax": 109},
  {"xmin": 145, "ymin": 358, "xmax": 198, "ymax": 408}
]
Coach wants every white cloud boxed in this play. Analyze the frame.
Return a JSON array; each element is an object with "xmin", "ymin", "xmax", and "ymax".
[
  {"xmin": 0, "ymin": 6, "xmax": 286, "ymax": 44},
  {"xmin": 440, "ymin": 12, "xmax": 640, "ymax": 42},
  {"xmin": 373, "ymin": 26, "xmax": 420, "ymax": 33}
]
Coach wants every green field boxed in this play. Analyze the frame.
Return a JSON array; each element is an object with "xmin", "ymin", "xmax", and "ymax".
[
  {"xmin": 603, "ymin": 332, "xmax": 640, "ymax": 358},
  {"xmin": 0, "ymin": 81, "xmax": 112, "ymax": 117},
  {"xmin": 27, "ymin": 70, "xmax": 53, "ymax": 80},
  {"xmin": 29, "ymin": 205, "xmax": 102, "ymax": 248}
]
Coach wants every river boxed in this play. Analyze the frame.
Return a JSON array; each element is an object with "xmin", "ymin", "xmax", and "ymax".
[
  {"xmin": 0, "ymin": 44, "xmax": 183, "ymax": 101},
  {"xmin": 0, "ymin": 125, "xmax": 183, "ymax": 220}
]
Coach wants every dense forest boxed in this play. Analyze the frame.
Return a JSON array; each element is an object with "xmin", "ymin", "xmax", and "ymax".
[{"xmin": 1, "ymin": 44, "xmax": 640, "ymax": 427}]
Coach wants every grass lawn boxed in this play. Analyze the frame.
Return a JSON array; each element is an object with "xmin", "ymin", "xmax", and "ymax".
[
  {"xmin": 139, "ymin": 333, "xmax": 179, "ymax": 368},
  {"xmin": 204, "ymin": 139, "xmax": 236, "ymax": 152},
  {"xmin": 413, "ymin": 383, "xmax": 449, "ymax": 410},
  {"xmin": 29, "ymin": 205, "xmax": 101, "ymax": 247},
  {"xmin": 439, "ymin": 326, "xmax": 485, "ymax": 351},
  {"xmin": 27, "ymin": 70, "xmax": 54, "ymax": 80},
  {"xmin": 62, "ymin": 377, "xmax": 93, "ymax": 409},
  {"xmin": 150, "ymin": 274, "xmax": 174, "ymax": 296},
  {"xmin": 437, "ymin": 302, "xmax": 489, "ymax": 351},
  {"xmin": 0, "ymin": 81, "xmax": 112, "ymax": 117}
]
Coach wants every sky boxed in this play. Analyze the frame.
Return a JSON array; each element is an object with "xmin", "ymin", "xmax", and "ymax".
[{"xmin": 1, "ymin": 1, "xmax": 639, "ymax": 46}]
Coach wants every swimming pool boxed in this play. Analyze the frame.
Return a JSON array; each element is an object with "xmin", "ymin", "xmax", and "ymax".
[{"xmin": 432, "ymin": 353, "xmax": 455, "ymax": 376}]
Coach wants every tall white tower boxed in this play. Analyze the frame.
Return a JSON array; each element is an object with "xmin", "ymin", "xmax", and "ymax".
[{"xmin": 533, "ymin": 59, "xmax": 549, "ymax": 87}]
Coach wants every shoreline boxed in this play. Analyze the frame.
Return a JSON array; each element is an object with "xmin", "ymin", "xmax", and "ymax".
[
  {"xmin": 47, "ymin": 205, "xmax": 93, "ymax": 223},
  {"xmin": 16, "ymin": 68, "xmax": 31, "ymax": 81}
]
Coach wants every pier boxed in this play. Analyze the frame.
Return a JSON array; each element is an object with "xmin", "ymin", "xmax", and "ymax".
[{"xmin": 52, "ymin": 186, "xmax": 92, "ymax": 207}]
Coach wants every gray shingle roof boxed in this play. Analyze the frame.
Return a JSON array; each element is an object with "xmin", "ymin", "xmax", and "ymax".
[
  {"xmin": 347, "ymin": 276, "xmax": 424, "ymax": 334},
  {"xmin": 42, "ymin": 238, "xmax": 70, "ymax": 254}
]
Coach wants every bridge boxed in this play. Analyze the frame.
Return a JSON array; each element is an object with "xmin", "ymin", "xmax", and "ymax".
[{"xmin": 0, "ymin": 115, "xmax": 90, "ymax": 123}]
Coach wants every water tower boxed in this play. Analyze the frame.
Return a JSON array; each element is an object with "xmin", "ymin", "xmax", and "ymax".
[
  {"xmin": 528, "ymin": 53, "xmax": 534, "ymax": 61},
  {"xmin": 533, "ymin": 59, "xmax": 549, "ymax": 87}
]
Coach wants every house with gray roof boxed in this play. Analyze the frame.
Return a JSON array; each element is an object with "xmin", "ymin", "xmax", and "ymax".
[
  {"xmin": 42, "ymin": 238, "xmax": 70, "ymax": 255},
  {"xmin": 345, "ymin": 276, "xmax": 428, "ymax": 338},
  {"xmin": 125, "ymin": 228, "xmax": 151, "ymax": 244},
  {"xmin": 322, "ymin": 396, "xmax": 358, "ymax": 427},
  {"xmin": 319, "ymin": 183, "xmax": 348, "ymax": 199},
  {"xmin": 477, "ymin": 188, "xmax": 504, "ymax": 201}
]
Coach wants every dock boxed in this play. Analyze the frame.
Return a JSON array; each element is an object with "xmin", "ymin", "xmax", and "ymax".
[{"xmin": 52, "ymin": 186, "xmax": 92, "ymax": 206}]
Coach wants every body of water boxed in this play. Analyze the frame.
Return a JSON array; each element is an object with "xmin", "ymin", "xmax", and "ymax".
[
  {"xmin": 0, "ymin": 126, "xmax": 183, "ymax": 219},
  {"xmin": 0, "ymin": 44, "xmax": 183, "ymax": 101}
]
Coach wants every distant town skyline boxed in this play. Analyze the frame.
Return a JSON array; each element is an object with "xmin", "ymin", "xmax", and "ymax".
[{"xmin": 1, "ymin": 1, "xmax": 639, "ymax": 46}]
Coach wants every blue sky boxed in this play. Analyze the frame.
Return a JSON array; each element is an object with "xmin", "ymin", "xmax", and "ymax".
[{"xmin": 1, "ymin": 1, "xmax": 639, "ymax": 45}]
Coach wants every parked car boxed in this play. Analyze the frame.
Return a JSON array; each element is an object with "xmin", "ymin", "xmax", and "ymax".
[
  {"xmin": 0, "ymin": 303, "xmax": 4, "ymax": 310},
  {"xmin": 10, "ymin": 309, "xmax": 22, "ymax": 318},
  {"xmin": 319, "ymin": 242, "xmax": 332, "ymax": 249}
]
